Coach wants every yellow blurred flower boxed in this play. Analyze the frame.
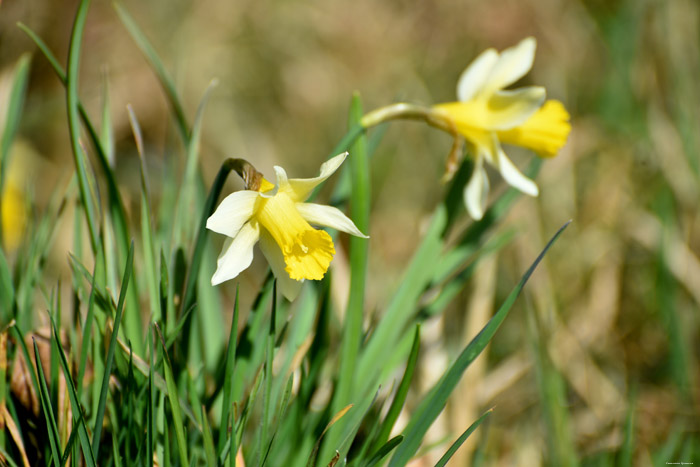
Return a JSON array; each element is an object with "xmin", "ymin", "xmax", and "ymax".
[
  {"xmin": 1, "ymin": 178, "xmax": 25, "ymax": 251},
  {"xmin": 207, "ymin": 152, "xmax": 368, "ymax": 301},
  {"xmin": 433, "ymin": 37, "xmax": 571, "ymax": 220}
]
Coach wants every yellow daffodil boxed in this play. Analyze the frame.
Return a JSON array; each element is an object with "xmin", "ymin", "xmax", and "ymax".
[
  {"xmin": 207, "ymin": 152, "xmax": 368, "ymax": 301},
  {"xmin": 433, "ymin": 37, "xmax": 571, "ymax": 220}
]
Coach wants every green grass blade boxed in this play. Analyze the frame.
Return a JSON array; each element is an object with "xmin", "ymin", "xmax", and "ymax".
[
  {"xmin": 327, "ymin": 123, "xmax": 365, "ymax": 162},
  {"xmin": 0, "ymin": 248, "xmax": 14, "ymax": 321},
  {"xmin": 147, "ymin": 327, "xmax": 155, "ymax": 467},
  {"xmin": 357, "ymin": 205, "xmax": 446, "ymax": 397},
  {"xmin": 389, "ymin": 220, "xmax": 571, "ymax": 466},
  {"xmin": 201, "ymin": 404, "xmax": 217, "ymax": 466},
  {"xmin": 175, "ymin": 79, "xmax": 217, "ymax": 241},
  {"xmin": 92, "ymin": 240, "xmax": 134, "ymax": 457},
  {"xmin": 0, "ymin": 53, "xmax": 31, "ymax": 195},
  {"xmin": 32, "ymin": 340, "xmax": 62, "ymax": 467},
  {"xmin": 364, "ymin": 435, "xmax": 404, "ymax": 467},
  {"xmin": 48, "ymin": 313, "xmax": 97, "ymax": 466},
  {"xmin": 77, "ymin": 255, "xmax": 100, "ymax": 399},
  {"xmin": 219, "ymin": 287, "xmax": 240, "ymax": 459},
  {"xmin": 434, "ymin": 409, "xmax": 492, "ymax": 467},
  {"xmin": 179, "ymin": 158, "xmax": 245, "ymax": 348},
  {"xmin": 329, "ymin": 93, "xmax": 371, "ymax": 452},
  {"xmin": 370, "ymin": 324, "xmax": 420, "ymax": 456},
  {"xmin": 259, "ymin": 281, "xmax": 278, "ymax": 465},
  {"xmin": 127, "ymin": 105, "xmax": 160, "ymax": 320},
  {"xmin": 156, "ymin": 323, "xmax": 189, "ymax": 465},
  {"xmin": 528, "ymin": 305, "xmax": 577, "ymax": 467},
  {"xmin": 99, "ymin": 71, "xmax": 115, "ymax": 166},
  {"xmin": 66, "ymin": 0, "xmax": 100, "ymax": 253},
  {"xmin": 113, "ymin": 2, "xmax": 190, "ymax": 144}
]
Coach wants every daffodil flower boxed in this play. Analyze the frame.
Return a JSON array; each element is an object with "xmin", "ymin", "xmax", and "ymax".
[
  {"xmin": 206, "ymin": 152, "xmax": 368, "ymax": 301},
  {"xmin": 432, "ymin": 37, "xmax": 571, "ymax": 220}
]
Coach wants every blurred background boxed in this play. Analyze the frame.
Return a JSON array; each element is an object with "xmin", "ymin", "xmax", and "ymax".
[{"xmin": 1, "ymin": 0, "xmax": 699, "ymax": 464}]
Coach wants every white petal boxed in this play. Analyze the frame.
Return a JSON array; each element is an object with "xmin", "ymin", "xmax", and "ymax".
[
  {"xmin": 206, "ymin": 190, "xmax": 258, "ymax": 237},
  {"xmin": 485, "ymin": 87, "xmax": 545, "ymax": 130},
  {"xmin": 211, "ymin": 222, "xmax": 260, "ymax": 285},
  {"xmin": 457, "ymin": 48, "xmax": 499, "ymax": 101},
  {"xmin": 464, "ymin": 156, "xmax": 490, "ymax": 220},
  {"xmin": 258, "ymin": 230, "xmax": 303, "ymax": 301},
  {"xmin": 286, "ymin": 152, "xmax": 348, "ymax": 202},
  {"xmin": 296, "ymin": 203, "xmax": 369, "ymax": 238},
  {"xmin": 496, "ymin": 146, "xmax": 539, "ymax": 196},
  {"xmin": 483, "ymin": 37, "xmax": 536, "ymax": 94}
]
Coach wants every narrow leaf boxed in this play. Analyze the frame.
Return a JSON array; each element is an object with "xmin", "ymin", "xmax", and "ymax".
[
  {"xmin": 92, "ymin": 240, "xmax": 134, "ymax": 457},
  {"xmin": 389, "ymin": 221, "xmax": 571, "ymax": 466},
  {"xmin": 434, "ymin": 409, "xmax": 492, "ymax": 467}
]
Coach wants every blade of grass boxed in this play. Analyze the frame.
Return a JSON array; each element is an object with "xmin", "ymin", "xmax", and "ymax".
[
  {"xmin": 201, "ymin": 404, "xmax": 217, "ymax": 466},
  {"xmin": 66, "ymin": 0, "xmax": 100, "ymax": 253},
  {"xmin": 434, "ymin": 409, "xmax": 492, "ymax": 467},
  {"xmin": 307, "ymin": 404, "xmax": 353, "ymax": 467},
  {"xmin": 389, "ymin": 220, "xmax": 571, "ymax": 466},
  {"xmin": 155, "ymin": 323, "xmax": 189, "ymax": 465},
  {"xmin": 127, "ymin": 105, "xmax": 160, "ymax": 320},
  {"xmin": 364, "ymin": 435, "xmax": 404, "ymax": 467},
  {"xmin": 178, "ymin": 158, "xmax": 249, "ymax": 354},
  {"xmin": 0, "ymin": 248, "xmax": 13, "ymax": 321},
  {"xmin": 357, "ymin": 204, "xmax": 446, "ymax": 397},
  {"xmin": 77, "ymin": 255, "xmax": 100, "ymax": 400},
  {"xmin": 527, "ymin": 303, "xmax": 577, "ymax": 467},
  {"xmin": 92, "ymin": 240, "xmax": 134, "ymax": 457},
  {"xmin": 175, "ymin": 79, "xmax": 217, "ymax": 243},
  {"xmin": 0, "ymin": 331, "xmax": 6, "ymax": 452},
  {"xmin": 259, "ymin": 281, "xmax": 278, "ymax": 465},
  {"xmin": 326, "ymin": 93, "xmax": 371, "ymax": 459},
  {"xmin": 48, "ymin": 313, "xmax": 96, "ymax": 466},
  {"xmin": 32, "ymin": 340, "xmax": 62, "ymax": 467},
  {"xmin": 0, "ymin": 53, "xmax": 31, "ymax": 195},
  {"xmin": 368, "ymin": 324, "xmax": 420, "ymax": 456},
  {"xmin": 113, "ymin": 2, "xmax": 190, "ymax": 144},
  {"xmin": 218, "ymin": 286, "xmax": 239, "ymax": 459}
]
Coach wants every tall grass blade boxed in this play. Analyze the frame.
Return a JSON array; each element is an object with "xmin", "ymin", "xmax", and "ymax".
[
  {"xmin": 113, "ymin": 2, "xmax": 190, "ymax": 144},
  {"xmin": 434, "ymin": 409, "xmax": 492, "ymax": 467},
  {"xmin": 370, "ymin": 324, "xmax": 420, "ymax": 456},
  {"xmin": 156, "ymin": 323, "xmax": 190, "ymax": 465},
  {"xmin": 364, "ymin": 435, "xmax": 404, "ymax": 467},
  {"xmin": 0, "ymin": 248, "xmax": 13, "ymax": 320},
  {"xmin": 327, "ymin": 93, "xmax": 371, "ymax": 460},
  {"xmin": 219, "ymin": 287, "xmax": 239, "ymax": 460},
  {"xmin": 179, "ymin": 158, "xmax": 246, "ymax": 352},
  {"xmin": 127, "ymin": 105, "xmax": 160, "ymax": 320},
  {"xmin": 0, "ymin": 53, "xmax": 31, "ymax": 195},
  {"xmin": 357, "ymin": 205, "xmax": 446, "ymax": 397},
  {"xmin": 48, "ymin": 313, "xmax": 96, "ymax": 466},
  {"xmin": 202, "ymin": 404, "xmax": 217, "ymax": 466},
  {"xmin": 307, "ymin": 404, "xmax": 353, "ymax": 467},
  {"xmin": 92, "ymin": 240, "xmax": 134, "ymax": 457},
  {"xmin": 32, "ymin": 340, "xmax": 62, "ymax": 467},
  {"xmin": 389, "ymin": 220, "xmax": 571, "ymax": 466},
  {"xmin": 66, "ymin": 0, "xmax": 100, "ymax": 253},
  {"xmin": 77, "ymin": 256, "xmax": 100, "ymax": 400},
  {"xmin": 259, "ymin": 281, "xmax": 278, "ymax": 465}
]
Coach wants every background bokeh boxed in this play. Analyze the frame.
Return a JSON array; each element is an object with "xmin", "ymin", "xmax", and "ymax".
[{"xmin": 1, "ymin": 0, "xmax": 699, "ymax": 464}]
